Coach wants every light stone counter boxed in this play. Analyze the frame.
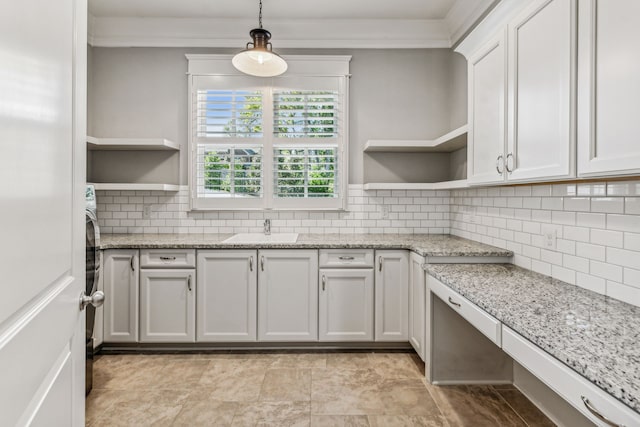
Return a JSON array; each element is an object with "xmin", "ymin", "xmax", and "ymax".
[
  {"xmin": 426, "ymin": 263, "xmax": 640, "ymax": 414},
  {"xmin": 99, "ymin": 233, "xmax": 513, "ymax": 258}
]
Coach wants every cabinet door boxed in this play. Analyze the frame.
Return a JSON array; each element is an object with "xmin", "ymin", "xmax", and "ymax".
[
  {"xmin": 578, "ymin": 0, "xmax": 640, "ymax": 176},
  {"xmin": 103, "ymin": 249, "xmax": 139, "ymax": 342},
  {"xmin": 408, "ymin": 252, "xmax": 426, "ymax": 361},
  {"xmin": 258, "ymin": 250, "xmax": 318, "ymax": 341},
  {"xmin": 507, "ymin": 0, "xmax": 576, "ymax": 182},
  {"xmin": 197, "ymin": 250, "xmax": 257, "ymax": 342},
  {"xmin": 139, "ymin": 269, "xmax": 195, "ymax": 343},
  {"xmin": 319, "ymin": 269, "xmax": 374, "ymax": 342},
  {"xmin": 374, "ymin": 250, "xmax": 409, "ymax": 341},
  {"xmin": 467, "ymin": 31, "xmax": 507, "ymax": 185}
]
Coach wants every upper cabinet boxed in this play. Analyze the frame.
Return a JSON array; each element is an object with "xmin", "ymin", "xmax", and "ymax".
[
  {"xmin": 507, "ymin": 0, "xmax": 576, "ymax": 182},
  {"xmin": 467, "ymin": 32, "xmax": 507, "ymax": 185},
  {"xmin": 466, "ymin": 0, "xmax": 576, "ymax": 186},
  {"xmin": 577, "ymin": 0, "xmax": 640, "ymax": 177}
]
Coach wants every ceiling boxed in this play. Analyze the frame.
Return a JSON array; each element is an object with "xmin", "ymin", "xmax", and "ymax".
[
  {"xmin": 88, "ymin": 0, "xmax": 497, "ymax": 49},
  {"xmin": 89, "ymin": 0, "xmax": 457, "ymax": 20}
]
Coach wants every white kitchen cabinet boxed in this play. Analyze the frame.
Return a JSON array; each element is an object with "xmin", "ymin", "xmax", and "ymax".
[
  {"xmin": 103, "ymin": 249, "xmax": 139, "ymax": 342},
  {"xmin": 139, "ymin": 269, "xmax": 195, "ymax": 342},
  {"xmin": 408, "ymin": 252, "xmax": 426, "ymax": 360},
  {"xmin": 578, "ymin": 0, "xmax": 640, "ymax": 177},
  {"xmin": 319, "ymin": 269, "xmax": 374, "ymax": 342},
  {"xmin": 197, "ymin": 250, "xmax": 257, "ymax": 342},
  {"xmin": 374, "ymin": 250, "xmax": 409, "ymax": 341},
  {"xmin": 258, "ymin": 250, "xmax": 318, "ymax": 341},
  {"xmin": 506, "ymin": 0, "xmax": 576, "ymax": 182},
  {"xmin": 467, "ymin": 31, "xmax": 508, "ymax": 185}
]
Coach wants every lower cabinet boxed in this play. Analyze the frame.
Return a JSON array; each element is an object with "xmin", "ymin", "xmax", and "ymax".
[
  {"xmin": 258, "ymin": 249, "xmax": 319, "ymax": 341},
  {"xmin": 319, "ymin": 269, "xmax": 374, "ymax": 341},
  {"xmin": 197, "ymin": 250, "xmax": 257, "ymax": 342},
  {"xmin": 103, "ymin": 249, "xmax": 139, "ymax": 343},
  {"xmin": 408, "ymin": 252, "xmax": 426, "ymax": 360},
  {"xmin": 139, "ymin": 269, "xmax": 195, "ymax": 343},
  {"xmin": 374, "ymin": 250, "xmax": 409, "ymax": 341}
]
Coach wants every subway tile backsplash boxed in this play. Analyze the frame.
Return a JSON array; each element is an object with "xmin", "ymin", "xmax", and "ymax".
[
  {"xmin": 96, "ymin": 180, "xmax": 640, "ymax": 307},
  {"xmin": 95, "ymin": 185, "xmax": 451, "ymax": 236},
  {"xmin": 450, "ymin": 180, "xmax": 640, "ymax": 307}
]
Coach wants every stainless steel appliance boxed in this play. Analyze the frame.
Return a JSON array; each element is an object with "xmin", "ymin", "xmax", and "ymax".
[{"xmin": 85, "ymin": 185, "xmax": 101, "ymax": 395}]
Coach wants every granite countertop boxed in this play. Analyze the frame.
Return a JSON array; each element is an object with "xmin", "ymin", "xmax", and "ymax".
[
  {"xmin": 98, "ymin": 234, "xmax": 513, "ymax": 258},
  {"xmin": 426, "ymin": 263, "xmax": 640, "ymax": 413}
]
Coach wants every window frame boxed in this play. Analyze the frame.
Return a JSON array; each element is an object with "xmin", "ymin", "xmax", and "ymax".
[{"xmin": 187, "ymin": 54, "xmax": 350, "ymax": 211}]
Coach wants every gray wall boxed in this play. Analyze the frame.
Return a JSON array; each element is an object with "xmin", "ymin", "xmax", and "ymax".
[{"xmin": 88, "ymin": 47, "xmax": 467, "ymax": 185}]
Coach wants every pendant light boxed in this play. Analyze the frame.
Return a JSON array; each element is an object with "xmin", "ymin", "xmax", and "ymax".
[{"xmin": 232, "ymin": 0, "xmax": 288, "ymax": 77}]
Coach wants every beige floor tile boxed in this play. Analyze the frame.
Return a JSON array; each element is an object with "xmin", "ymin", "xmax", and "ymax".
[
  {"xmin": 379, "ymin": 379, "xmax": 444, "ymax": 418},
  {"xmin": 260, "ymin": 368, "xmax": 312, "ymax": 402},
  {"xmin": 154, "ymin": 359, "xmax": 210, "ymax": 389},
  {"xmin": 311, "ymin": 415, "xmax": 370, "ymax": 426},
  {"xmin": 495, "ymin": 389, "xmax": 556, "ymax": 427},
  {"xmin": 231, "ymin": 401, "xmax": 311, "ymax": 426},
  {"xmin": 85, "ymin": 389, "xmax": 121, "ymax": 424},
  {"xmin": 94, "ymin": 355, "xmax": 168, "ymax": 390},
  {"xmin": 368, "ymin": 415, "xmax": 448, "ymax": 427},
  {"xmin": 325, "ymin": 353, "xmax": 373, "ymax": 370},
  {"xmin": 427, "ymin": 384, "xmax": 527, "ymax": 427},
  {"xmin": 368, "ymin": 353, "xmax": 424, "ymax": 379},
  {"xmin": 199, "ymin": 360, "xmax": 268, "ymax": 402},
  {"xmin": 171, "ymin": 399, "xmax": 237, "ymax": 426},
  {"xmin": 90, "ymin": 390, "xmax": 189, "ymax": 427},
  {"xmin": 270, "ymin": 353, "xmax": 327, "ymax": 368}
]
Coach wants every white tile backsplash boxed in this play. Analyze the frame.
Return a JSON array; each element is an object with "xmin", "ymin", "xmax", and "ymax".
[
  {"xmin": 96, "ymin": 185, "xmax": 451, "ymax": 236},
  {"xmin": 96, "ymin": 179, "xmax": 640, "ymax": 307},
  {"xmin": 450, "ymin": 180, "xmax": 640, "ymax": 307}
]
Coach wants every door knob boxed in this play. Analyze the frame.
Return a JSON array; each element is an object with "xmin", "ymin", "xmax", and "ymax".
[{"xmin": 80, "ymin": 290, "xmax": 105, "ymax": 310}]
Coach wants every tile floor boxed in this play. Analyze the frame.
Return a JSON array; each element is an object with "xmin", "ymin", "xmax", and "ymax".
[{"xmin": 86, "ymin": 352, "xmax": 555, "ymax": 426}]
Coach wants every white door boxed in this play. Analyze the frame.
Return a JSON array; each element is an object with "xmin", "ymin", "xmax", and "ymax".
[
  {"xmin": 374, "ymin": 250, "xmax": 409, "ymax": 341},
  {"xmin": 0, "ymin": 0, "xmax": 88, "ymax": 425},
  {"xmin": 578, "ymin": 0, "xmax": 640, "ymax": 177},
  {"xmin": 467, "ymin": 31, "xmax": 508, "ymax": 185},
  {"xmin": 140, "ymin": 269, "xmax": 195, "ymax": 343},
  {"xmin": 507, "ymin": 0, "xmax": 576, "ymax": 182},
  {"xmin": 258, "ymin": 250, "xmax": 318, "ymax": 342},
  {"xmin": 408, "ymin": 252, "xmax": 426, "ymax": 361},
  {"xmin": 103, "ymin": 250, "xmax": 139, "ymax": 343},
  {"xmin": 319, "ymin": 269, "xmax": 374, "ymax": 342},
  {"xmin": 197, "ymin": 250, "xmax": 257, "ymax": 342}
]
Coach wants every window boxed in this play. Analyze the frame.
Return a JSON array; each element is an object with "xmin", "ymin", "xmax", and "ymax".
[{"xmin": 188, "ymin": 55, "xmax": 350, "ymax": 210}]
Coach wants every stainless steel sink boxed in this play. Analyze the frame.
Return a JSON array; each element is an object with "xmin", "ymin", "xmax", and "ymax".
[{"xmin": 223, "ymin": 233, "xmax": 299, "ymax": 244}]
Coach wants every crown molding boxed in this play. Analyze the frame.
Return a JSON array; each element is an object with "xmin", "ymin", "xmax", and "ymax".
[
  {"xmin": 89, "ymin": 17, "xmax": 452, "ymax": 49},
  {"xmin": 445, "ymin": 0, "xmax": 498, "ymax": 46}
]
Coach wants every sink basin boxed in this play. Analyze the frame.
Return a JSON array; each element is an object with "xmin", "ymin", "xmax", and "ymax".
[{"xmin": 223, "ymin": 233, "xmax": 299, "ymax": 244}]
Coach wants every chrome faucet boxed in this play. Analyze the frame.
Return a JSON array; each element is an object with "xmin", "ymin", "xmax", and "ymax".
[{"xmin": 264, "ymin": 219, "xmax": 271, "ymax": 235}]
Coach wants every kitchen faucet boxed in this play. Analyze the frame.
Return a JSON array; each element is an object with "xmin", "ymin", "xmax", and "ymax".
[{"xmin": 264, "ymin": 219, "xmax": 271, "ymax": 235}]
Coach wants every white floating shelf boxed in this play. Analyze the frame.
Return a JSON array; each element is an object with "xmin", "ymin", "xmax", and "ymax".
[
  {"xmin": 364, "ymin": 125, "xmax": 468, "ymax": 153},
  {"xmin": 90, "ymin": 183, "xmax": 182, "ymax": 191},
  {"xmin": 87, "ymin": 136, "xmax": 180, "ymax": 151},
  {"xmin": 363, "ymin": 180, "xmax": 468, "ymax": 191}
]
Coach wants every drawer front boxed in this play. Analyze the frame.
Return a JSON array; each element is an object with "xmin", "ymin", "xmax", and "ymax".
[
  {"xmin": 428, "ymin": 275, "xmax": 502, "ymax": 346},
  {"xmin": 502, "ymin": 326, "xmax": 640, "ymax": 427},
  {"xmin": 319, "ymin": 249, "xmax": 374, "ymax": 268},
  {"xmin": 140, "ymin": 249, "xmax": 196, "ymax": 268}
]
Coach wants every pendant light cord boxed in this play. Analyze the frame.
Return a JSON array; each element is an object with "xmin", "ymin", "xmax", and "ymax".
[{"xmin": 258, "ymin": 0, "xmax": 263, "ymax": 29}]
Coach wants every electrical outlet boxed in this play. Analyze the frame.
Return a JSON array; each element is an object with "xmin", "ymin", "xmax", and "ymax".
[
  {"xmin": 543, "ymin": 229, "xmax": 557, "ymax": 250},
  {"xmin": 143, "ymin": 205, "xmax": 152, "ymax": 219},
  {"xmin": 381, "ymin": 205, "xmax": 390, "ymax": 219}
]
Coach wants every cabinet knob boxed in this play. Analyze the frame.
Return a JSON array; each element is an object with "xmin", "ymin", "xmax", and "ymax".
[
  {"xmin": 260, "ymin": 256, "xmax": 265, "ymax": 272},
  {"xmin": 187, "ymin": 275, "xmax": 192, "ymax": 291},
  {"xmin": 448, "ymin": 297, "xmax": 461, "ymax": 308},
  {"xmin": 379, "ymin": 256, "xmax": 383, "ymax": 272},
  {"xmin": 322, "ymin": 275, "xmax": 326, "ymax": 291},
  {"xmin": 249, "ymin": 256, "xmax": 254, "ymax": 271},
  {"xmin": 130, "ymin": 256, "xmax": 135, "ymax": 271}
]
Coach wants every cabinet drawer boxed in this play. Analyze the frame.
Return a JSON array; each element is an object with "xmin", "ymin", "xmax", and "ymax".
[
  {"xmin": 319, "ymin": 249, "xmax": 374, "ymax": 268},
  {"xmin": 140, "ymin": 249, "xmax": 196, "ymax": 268},
  {"xmin": 502, "ymin": 326, "xmax": 640, "ymax": 427},
  {"xmin": 428, "ymin": 275, "xmax": 501, "ymax": 346}
]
